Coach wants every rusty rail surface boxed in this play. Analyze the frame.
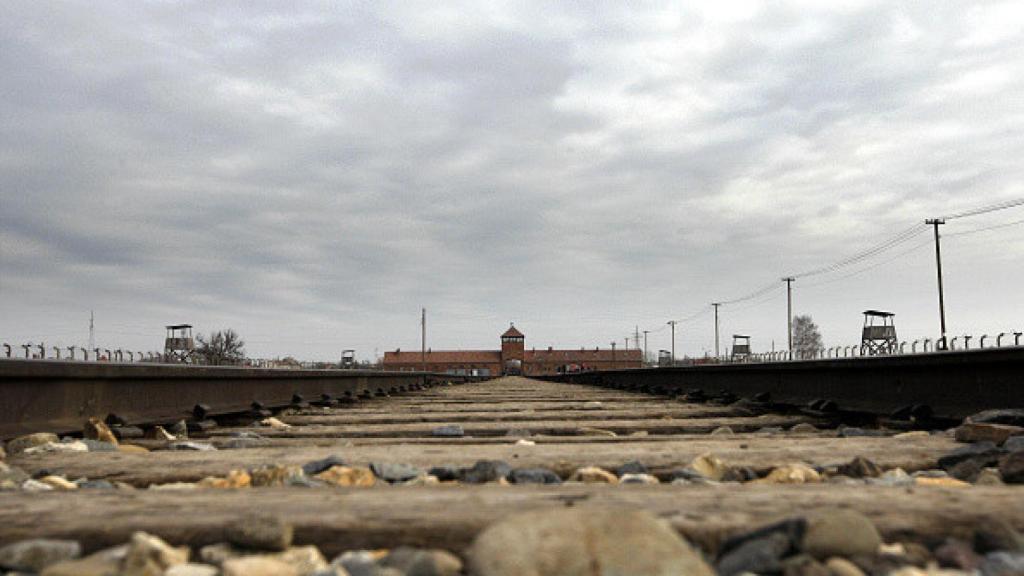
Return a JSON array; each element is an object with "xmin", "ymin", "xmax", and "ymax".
[
  {"xmin": 0, "ymin": 360, "xmax": 478, "ymax": 438},
  {"xmin": 541, "ymin": 347, "xmax": 1024, "ymax": 419}
]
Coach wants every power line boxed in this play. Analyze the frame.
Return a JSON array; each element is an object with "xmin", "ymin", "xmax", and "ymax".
[
  {"xmin": 673, "ymin": 306, "xmax": 712, "ymax": 324},
  {"xmin": 790, "ymin": 224, "xmax": 929, "ymax": 279},
  {"xmin": 942, "ymin": 197, "xmax": 1024, "ymax": 220},
  {"xmin": 719, "ymin": 281, "xmax": 783, "ymax": 306},
  {"xmin": 800, "ymin": 238, "xmax": 934, "ymax": 289},
  {"xmin": 719, "ymin": 283, "xmax": 786, "ymax": 313},
  {"xmin": 945, "ymin": 217, "xmax": 1024, "ymax": 237}
]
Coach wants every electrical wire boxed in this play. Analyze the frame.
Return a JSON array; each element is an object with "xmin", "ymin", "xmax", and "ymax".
[
  {"xmin": 789, "ymin": 224, "xmax": 929, "ymax": 279},
  {"xmin": 799, "ymin": 238, "xmax": 935, "ymax": 289},
  {"xmin": 674, "ymin": 306, "xmax": 712, "ymax": 324},
  {"xmin": 945, "ymin": 217, "xmax": 1024, "ymax": 237},
  {"xmin": 941, "ymin": 197, "xmax": 1024, "ymax": 220},
  {"xmin": 719, "ymin": 283, "xmax": 786, "ymax": 314},
  {"xmin": 718, "ymin": 281, "xmax": 785, "ymax": 306}
]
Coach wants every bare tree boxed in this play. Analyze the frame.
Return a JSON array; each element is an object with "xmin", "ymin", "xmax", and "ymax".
[
  {"xmin": 195, "ymin": 329, "xmax": 246, "ymax": 366},
  {"xmin": 792, "ymin": 315, "xmax": 823, "ymax": 358}
]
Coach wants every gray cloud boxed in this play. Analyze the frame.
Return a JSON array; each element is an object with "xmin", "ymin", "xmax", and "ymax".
[{"xmin": 2, "ymin": 1, "xmax": 1023, "ymax": 360}]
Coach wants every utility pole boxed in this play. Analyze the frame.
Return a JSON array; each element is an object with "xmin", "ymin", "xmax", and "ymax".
[
  {"xmin": 634, "ymin": 325, "xmax": 640, "ymax": 350},
  {"xmin": 89, "ymin": 310, "xmax": 95, "ymax": 352},
  {"xmin": 666, "ymin": 320, "xmax": 677, "ymax": 366},
  {"xmin": 642, "ymin": 330, "xmax": 650, "ymax": 366},
  {"xmin": 926, "ymin": 219, "xmax": 947, "ymax": 349},
  {"xmin": 420, "ymin": 308, "xmax": 426, "ymax": 372},
  {"xmin": 782, "ymin": 277, "xmax": 794, "ymax": 352},
  {"xmin": 712, "ymin": 303, "xmax": 721, "ymax": 358},
  {"xmin": 625, "ymin": 336, "xmax": 630, "ymax": 351}
]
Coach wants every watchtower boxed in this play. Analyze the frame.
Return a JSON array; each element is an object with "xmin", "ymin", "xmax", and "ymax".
[
  {"xmin": 500, "ymin": 324, "xmax": 525, "ymax": 375},
  {"xmin": 861, "ymin": 310, "xmax": 897, "ymax": 355},
  {"xmin": 164, "ymin": 324, "xmax": 195, "ymax": 363},
  {"xmin": 731, "ymin": 335, "xmax": 752, "ymax": 360}
]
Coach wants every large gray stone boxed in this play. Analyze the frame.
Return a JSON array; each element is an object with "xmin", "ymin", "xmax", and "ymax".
[
  {"xmin": 6, "ymin": 433, "xmax": 59, "ymax": 455},
  {"xmin": 122, "ymin": 531, "xmax": 189, "ymax": 576},
  {"xmin": 370, "ymin": 462, "xmax": 422, "ymax": 483},
  {"xmin": 225, "ymin": 515, "xmax": 293, "ymax": 551},
  {"xmin": 460, "ymin": 460, "xmax": 510, "ymax": 484},
  {"xmin": 938, "ymin": 442, "xmax": 1003, "ymax": 471},
  {"xmin": 980, "ymin": 551, "xmax": 1024, "ymax": 576},
  {"xmin": 1005, "ymin": 436, "xmax": 1024, "ymax": 452},
  {"xmin": 1000, "ymin": 450, "xmax": 1024, "ymax": 484},
  {"xmin": 468, "ymin": 506, "xmax": 714, "ymax": 576},
  {"xmin": 0, "ymin": 462, "xmax": 29, "ymax": 488},
  {"xmin": 0, "ymin": 539, "xmax": 81, "ymax": 572},
  {"xmin": 302, "ymin": 455, "xmax": 346, "ymax": 476},
  {"xmin": 801, "ymin": 509, "xmax": 881, "ymax": 560},
  {"xmin": 967, "ymin": 409, "xmax": 1024, "ymax": 427},
  {"xmin": 717, "ymin": 532, "xmax": 791, "ymax": 576},
  {"xmin": 380, "ymin": 546, "xmax": 462, "ymax": 576}
]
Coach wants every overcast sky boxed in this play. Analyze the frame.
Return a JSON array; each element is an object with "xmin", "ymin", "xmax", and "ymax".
[{"xmin": 2, "ymin": 1, "xmax": 1023, "ymax": 362}]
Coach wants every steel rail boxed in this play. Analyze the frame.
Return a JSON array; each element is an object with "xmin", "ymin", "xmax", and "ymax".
[
  {"xmin": 541, "ymin": 347, "xmax": 1024, "ymax": 419},
  {"xmin": 0, "ymin": 360, "xmax": 477, "ymax": 438}
]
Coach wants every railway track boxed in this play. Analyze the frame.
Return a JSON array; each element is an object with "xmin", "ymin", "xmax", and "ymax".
[{"xmin": 1, "ymin": 376, "xmax": 1022, "ymax": 575}]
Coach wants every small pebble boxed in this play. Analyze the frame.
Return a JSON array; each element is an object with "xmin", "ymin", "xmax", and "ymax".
[
  {"xmin": 24, "ymin": 441, "xmax": 88, "ymax": 455},
  {"xmin": 756, "ymin": 463, "xmax": 820, "ymax": 484},
  {"xmin": 83, "ymin": 417, "xmax": 119, "ymax": 445},
  {"xmin": 38, "ymin": 476, "xmax": 78, "ymax": 490},
  {"xmin": 568, "ymin": 466, "xmax": 618, "ymax": 484},
  {"xmin": 380, "ymin": 546, "xmax": 463, "ymax": 576},
  {"xmin": 432, "ymin": 425, "xmax": 464, "ymax": 438},
  {"xmin": 165, "ymin": 563, "xmax": 219, "ymax": 576},
  {"xmin": 619, "ymin": 473, "xmax": 659, "ymax": 485},
  {"xmin": 316, "ymin": 466, "xmax": 377, "ymax": 487},
  {"xmin": 222, "ymin": 556, "xmax": 298, "ymax": 576},
  {"xmin": 825, "ymin": 557, "xmax": 866, "ymax": 576},
  {"xmin": 261, "ymin": 417, "xmax": 291, "ymax": 429},
  {"xmin": 893, "ymin": 430, "xmax": 929, "ymax": 439},
  {"xmin": 166, "ymin": 441, "xmax": 217, "ymax": 451},
  {"xmin": 689, "ymin": 453, "xmax": 728, "ymax": 480}
]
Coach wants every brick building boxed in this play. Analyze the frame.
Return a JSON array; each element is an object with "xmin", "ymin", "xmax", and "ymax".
[{"xmin": 382, "ymin": 324, "xmax": 642, "ymax": 376}]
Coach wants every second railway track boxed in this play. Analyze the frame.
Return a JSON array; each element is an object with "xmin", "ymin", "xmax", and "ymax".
[{"xmin": 1, "ymin": 375, "xmax": 1022, "ymax": 575}]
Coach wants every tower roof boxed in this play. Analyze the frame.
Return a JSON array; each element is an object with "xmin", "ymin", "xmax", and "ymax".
[{"xmin": 501, "ymin": 324, "xmax": 524, "ymax": 338}]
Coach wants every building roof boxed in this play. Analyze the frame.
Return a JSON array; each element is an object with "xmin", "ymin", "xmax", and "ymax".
[
  {"xmin": 526, "ymin": 348, "xmax": 643, "ymax": 362},
  {"xmin": 383, "ymin": 350, "xmax": 502, "ymax": 364},
  {"xmin": 382, "ymin": 347, "xmax": 643, "ymax": 365},
  {"xmin": 501, "ymin": 324, "xmax": 524, "ymax": 338}
]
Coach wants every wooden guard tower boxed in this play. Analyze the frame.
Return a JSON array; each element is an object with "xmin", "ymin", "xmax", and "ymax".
[
  {"xmin": 861, "ymin": 310, "xmax": 897, "ymax": 355},
  {"xmin": 731, "ymin": 334, "xmax": 752, "ymax": 360},
  {"xmin": 164, "ymin": 324, "xmax": 195, "ymax": 363}
]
